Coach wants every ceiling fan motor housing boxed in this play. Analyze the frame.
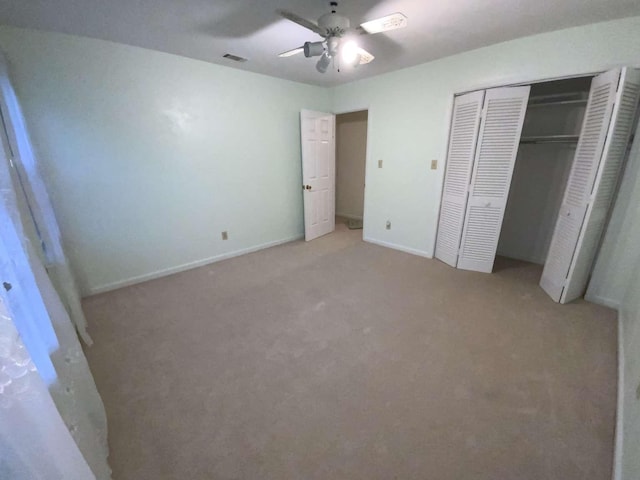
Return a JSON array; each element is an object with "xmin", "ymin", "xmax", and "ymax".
[{"xmin": 318, "ymin": 12, "xmax": 350, "ymax": 37}]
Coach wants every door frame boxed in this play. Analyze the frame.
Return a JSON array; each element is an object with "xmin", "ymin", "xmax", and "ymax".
[{"xmin": 309, "ymin": 105, "xmax": 371, "ymax": 234}]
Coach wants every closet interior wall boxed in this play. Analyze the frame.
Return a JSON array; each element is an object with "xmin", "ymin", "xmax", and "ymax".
[{"xmin": 497, "ymin": 77, "xmax": 593, "ymax": 265}]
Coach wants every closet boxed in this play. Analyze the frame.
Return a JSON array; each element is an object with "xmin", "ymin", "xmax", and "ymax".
[
  {"xmin": 435, "ymin": 67, "xmax": 640, "ymax": 304},
  {"xmin": 497, "ymin": 78, "xmax": 591, "ymax": 267}
]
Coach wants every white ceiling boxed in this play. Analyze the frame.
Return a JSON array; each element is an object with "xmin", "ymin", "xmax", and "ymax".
[{"xmin": 1, "ymin": 0, "xmax": 639, "ymax": 87}]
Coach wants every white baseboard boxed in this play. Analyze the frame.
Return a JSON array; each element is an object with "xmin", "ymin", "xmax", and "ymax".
[
  {"xmin": 584, "ymin": 293, "xmax": 621, "ymax": 310},
  {"xmin": 85, "ymin": 234, "xmax": 304, "ymax": 296},
  {"xmin": 336, "ymin": 212, "xmax": 363, "ymax": 221},
  {"xmin": 363, "ymin": 236, "xmax": 432, "ymax": 259},
  {"xmin": 613, "ymin": 313, "xmax": 624, "ymax": 480}
]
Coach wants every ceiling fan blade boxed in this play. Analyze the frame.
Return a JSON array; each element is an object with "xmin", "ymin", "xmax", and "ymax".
[
  {"xmin": 356, "ymin": 47, "xmax": 375, "ymax": 65},
  {"xmin": 277, "ymin": 9, "xmax": 325, "ymax": 36},
  {"xmin": 357, "ymin": 12, "xmax": 407, "ymax": 35},
  {"xmin": 278, "ymin": 47, "xmax": 304, "ymax": 58}
]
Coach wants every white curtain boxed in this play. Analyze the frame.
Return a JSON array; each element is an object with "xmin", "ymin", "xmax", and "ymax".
[
  {"xmin": 0, "ymin": 53, "xmax": 111, "ymax": 479},
  {"xmin": 0, "ymin": 53, "xmax": 91, "ymax": 344}
]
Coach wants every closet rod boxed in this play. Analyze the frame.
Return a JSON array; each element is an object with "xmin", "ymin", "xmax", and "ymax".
[{"xmin": 520, "ymin": 134, "xmax": 579, "ymax": 144}]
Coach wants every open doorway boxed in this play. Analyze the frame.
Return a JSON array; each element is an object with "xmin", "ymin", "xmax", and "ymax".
[{"xmin": 335, "ymin": 110, "xmax": 368, "ymax": 237}]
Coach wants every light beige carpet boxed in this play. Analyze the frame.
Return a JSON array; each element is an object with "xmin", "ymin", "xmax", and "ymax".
[{"xmin": 83, "ymin": 221, "xmax": 617, "ymax": 480}]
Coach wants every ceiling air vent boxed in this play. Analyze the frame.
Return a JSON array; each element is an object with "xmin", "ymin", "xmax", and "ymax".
[{"xmin": 223, "ymin": 53, "xmax": 248, "ymax": 62}]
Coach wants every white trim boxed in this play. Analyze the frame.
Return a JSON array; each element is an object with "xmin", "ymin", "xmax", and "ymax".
[
  {"xmin": 363, "ymin": 236, "xmax": 432, "ymax": 259},
  {"xmin": 86, "ymin": 234, "xmax": 304, "ymax": 296},
  {"xmin": 336, "ymin": 212, "xmax": 363, "ymax": 220},
  {"xmin": 584, "ymin": 293, "xmax": 621, "ymax": 310},
  {"xmin": 613, "ymin": 313, "xmax": 624, "ymax": 480}
]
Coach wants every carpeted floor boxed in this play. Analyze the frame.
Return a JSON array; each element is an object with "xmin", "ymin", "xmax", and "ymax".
[{"xmin": 83, "ymin": 219, "xmax": 617, "ymax": 480}]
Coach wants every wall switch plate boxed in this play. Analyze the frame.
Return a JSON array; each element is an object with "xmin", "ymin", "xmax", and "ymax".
[
  {"xmin": 221, "ymin": 231, "xmax": 228, "ymax": 240},
  {"xmin": 386, "ymin": 221, "xmax": 391, "ymax": 230},
  {"xmin": 431, "ymin": 159, "xmax": 438, "ymax": 170},
  {"xmin": 378, "ymin": 159, "xmax": 383, "ymax": 169}
]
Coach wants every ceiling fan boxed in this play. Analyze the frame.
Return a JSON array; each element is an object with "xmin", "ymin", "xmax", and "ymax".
[{"xmin": 277, "ymin": 1, "xmax": 407, "ymax": 73}]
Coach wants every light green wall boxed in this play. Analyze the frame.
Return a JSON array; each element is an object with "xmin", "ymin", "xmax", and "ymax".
[
  {"xmin": 0, "ymin": 27, "xmax": 330, "ymax": 294},
  {"xmin": 618, "ymin": 255, "xmax": 640, "ymax": 480},
  {"xmin": 332, "ymin": 16, "xmax": 640, "ymax": 256},
  {"xmin": 588, "ymin": 133, "xmax": 640, "ymax": 309},
  {"xmin": 4, "ymin": 19, "xmax": 639, "ymax": 292}
]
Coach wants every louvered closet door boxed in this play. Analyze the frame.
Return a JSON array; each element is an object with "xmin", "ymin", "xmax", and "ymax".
[
  {"xmin": 457, "ymin": 86, "xmax": 530, "ymax": 273},
  {"xmin": 435, "ymin": 90, "xmax": 484, "ymax": 266},
  {"xmin": 540, "ymin": 69, "xmax": 621, "ymax": 302},
  {"xmin": 542, "ymin": 68, "xmax": 640, "ymax": 303}
]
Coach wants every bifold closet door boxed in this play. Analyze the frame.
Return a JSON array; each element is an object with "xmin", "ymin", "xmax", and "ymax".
[
  {"xmin": 435, "ymin": 90, "xmax": 485, "ymax": 267},
  {"xmin": 541, "ymin": 67, "xmax": 640, "ymax": 303},
  {"xmin": 457, "ymin": 86, "xmax": 531, "ymax": 273}
]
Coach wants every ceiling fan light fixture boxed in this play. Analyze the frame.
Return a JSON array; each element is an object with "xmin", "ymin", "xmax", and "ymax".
[
  {"xmin": 277, "ymin": 3, "xmax": 395, "ymax": 73},
  {"xmin": 341, "ymin": 41, "xmax": 361, "ymax": 67},
  {"xmin": 359, "ymin": 12, "xmax": 407, "ymax": 34},
  {"xmin": 304, "ymin": 41, "xmax": 325, "ymax": 58},
  {"xmin": 356, "ymin": 47, "xmax": 375, "ymax": 64},
  {"xmin": 316, "ymin": 53, "xmax": 331, "ymax": 73}
]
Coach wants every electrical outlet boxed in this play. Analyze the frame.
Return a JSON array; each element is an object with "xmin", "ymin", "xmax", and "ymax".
[
  {"xmin": 386, "ymin": 221, "xmax": 391, "ymax": 230},
  {"xmin": 431, "ymin": 159, "xmax": 438, "ymax": 170},
  {"xmin": 378, "ymin": 159, "xmax": 383, "ymax": 169},
  {"xmin": 221, "ymin": 231, "xmax": 228, "ymax": 240}
]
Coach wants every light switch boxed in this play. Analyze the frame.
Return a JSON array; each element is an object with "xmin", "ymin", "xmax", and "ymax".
[
  {"xmin": 378, "ymin": 159, "xmax": 383, "ymax": 169},
  {"xmin": 431, "ymin": 159, "xmax": 438, "ymax": 170}
]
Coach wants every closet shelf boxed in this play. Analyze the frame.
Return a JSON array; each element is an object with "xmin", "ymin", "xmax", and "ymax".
[
  {"xmin": 527, "ymin": 99, "xmax": 588, "ymax": 108},
  {"xmin": 520, "ymin": 134, "xmax": 580, "ymax": 144},
  {"xmin": 528, "ymin": 91, "xmax": 588, "ymax": 105}
]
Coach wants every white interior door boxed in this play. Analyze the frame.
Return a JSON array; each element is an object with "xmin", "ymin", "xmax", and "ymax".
[
  {"xmin": 435, "ymin": 90, "xmax": 485, "ymax": 267},
  {"xmin": 541, "ymin": 68, "xmax": 640, "ymax": 303},
  {"xmin": 301, "ymin": 109, "xmax": 335, "ymax": 241},
  {"xmin": 457, "ymin": 86, "xmax": 531, "ymax": 273}
]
